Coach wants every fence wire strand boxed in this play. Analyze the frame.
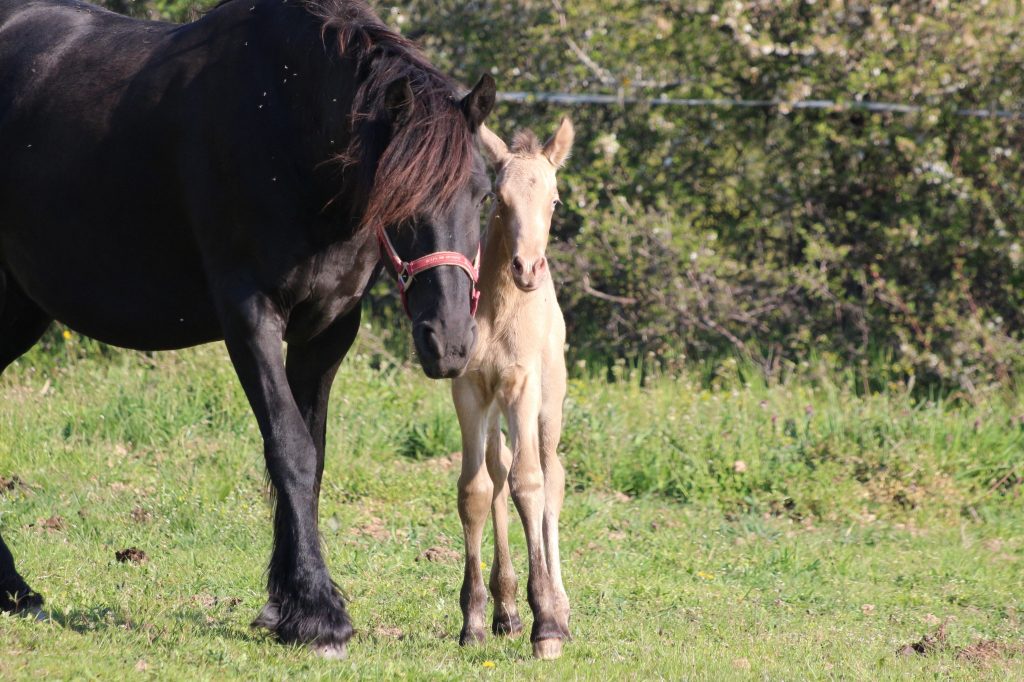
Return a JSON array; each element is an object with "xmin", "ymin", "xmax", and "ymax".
[{"xmin": 496, "ymin": 91, "xmax": 1023, "ymax": 120}]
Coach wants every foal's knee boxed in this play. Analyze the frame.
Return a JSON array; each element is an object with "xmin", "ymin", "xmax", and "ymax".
[
  {"xmin": 458, "ymin": 474, "xmax": 493, "ymax": 519},
  {"xmin": 509, "ymin": 463, "xmax": 544, "ymax": 503}
]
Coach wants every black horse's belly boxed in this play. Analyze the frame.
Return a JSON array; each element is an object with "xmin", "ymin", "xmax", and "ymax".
[{"xmin": 1, "ymin": 221, "xmax": 223, "ymax": 350}]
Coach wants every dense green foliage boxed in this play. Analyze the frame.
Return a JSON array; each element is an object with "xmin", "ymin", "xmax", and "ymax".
[
  {"xmin": 3, "ymin": 344, "xmax": 1023, "ymax": 678},
  {"xmin": 97, "ymin": 0, "xmax": 1024, "ymax": 391}
]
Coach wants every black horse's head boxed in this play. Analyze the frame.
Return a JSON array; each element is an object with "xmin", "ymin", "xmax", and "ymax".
[{"xmin": 367, "ymin": 74, "xmax": 495, "ymax": 378}]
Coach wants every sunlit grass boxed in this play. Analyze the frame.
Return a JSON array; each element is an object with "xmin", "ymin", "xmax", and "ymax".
[{"xmin": 1, "ymin": 339, "xmax": 1021, "ymax": 679}]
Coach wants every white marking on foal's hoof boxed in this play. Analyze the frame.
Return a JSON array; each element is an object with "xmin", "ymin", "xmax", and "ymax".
[
  {"xmin": 312, "ymin": 642, "xmax": 348, "ymax": 660},
  {"xmin": 532, "ymin": 638, "xmax": 563, "ymax": 660}
]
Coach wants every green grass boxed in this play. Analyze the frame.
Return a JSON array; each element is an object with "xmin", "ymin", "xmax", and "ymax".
[{"xmin": 1, "ymin": 335, "xmax": 1022, "ymax": 679}]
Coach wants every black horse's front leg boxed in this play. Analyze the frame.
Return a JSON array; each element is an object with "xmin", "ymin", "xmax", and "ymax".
[
  {"xmin": 285, "ymin": 306, "xmax": 362, "ymax": 517},
  {"xmin": 218, "ymin": 292, "xmax": 352, "ymax": 658}
]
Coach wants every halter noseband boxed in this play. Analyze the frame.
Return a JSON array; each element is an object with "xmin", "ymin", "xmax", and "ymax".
[{"xmin": 376, "ymin": 225, "xmax": 481, "ymax": 319}]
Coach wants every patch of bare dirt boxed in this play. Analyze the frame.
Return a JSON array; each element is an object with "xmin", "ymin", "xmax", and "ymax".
[
  {"xmin": 956, "ymin": 640, "xmax": 1024, "ymax": 665},
  {"xmin": 425, "ymin": 452, "xmax": 462, "ymax": 471},
  {"xmin": 0, "ymin": 475, "xmax": 28, "ymax": 495},
  {"xmin": 897, "ymin": 620, "xmax": 949, "ymax": 657},
  {"xmin": 192, "ymin": 593, "xmax": 241, "ymax": 609},
  {"xmin": 39, "ymin": 515, "xmax": 66, "ymax": 532},
  {"xmin": 417, "ymin": 546, "xmax": 460, "ymax": 563},
  {"xmin": 373, "ymin": 625, "xmax": 405, "ymax": 640},
  {"xmin": 115, "ymin": 547, "xmax": 148, "ymax": 564},
  {"xmin": 353, "ymin": 517, "xmax": 389, "ymax": 542}
]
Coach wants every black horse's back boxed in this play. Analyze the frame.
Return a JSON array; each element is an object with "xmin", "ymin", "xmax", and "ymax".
[
  {"xmin": 0, "ymin": 0, "xmax": 342, "ymax": 349},
  {"xmin": 0, "ymin": 0, "xmax": 219, "ymax": 348}
]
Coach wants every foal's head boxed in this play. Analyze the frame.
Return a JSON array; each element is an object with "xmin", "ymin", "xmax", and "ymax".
[{"xmin": 480, "ymin": 118, "xmax": 574, "ymax": 292}]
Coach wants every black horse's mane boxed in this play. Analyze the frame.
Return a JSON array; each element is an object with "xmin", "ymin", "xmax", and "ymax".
[
  {"xmin": 318, "ymin": 1, "xmax": 473, "ymax": 230},
  {"xmin": 210, "ymin": 0, "xmax": 474, "ymax": 229},
  {"xmin": 298, "ymin": 0, "xmax": 476, "ymax": 229}
]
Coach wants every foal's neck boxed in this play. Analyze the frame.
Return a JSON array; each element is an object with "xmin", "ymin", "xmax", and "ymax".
[{"xmin": 479, "ymin": 211, "xmax": 524, "ymax": 316}]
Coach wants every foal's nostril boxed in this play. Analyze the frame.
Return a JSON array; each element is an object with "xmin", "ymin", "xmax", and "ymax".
[
  {"xmin": 534, "ymin": 257, "xmax": 547, "ymax": 274},
  {"xmin": 511, "ymin": 257, "xmax": 525, "ymax": 275}
]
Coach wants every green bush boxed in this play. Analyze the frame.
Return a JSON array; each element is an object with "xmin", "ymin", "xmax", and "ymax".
[{"xmin": 96, "ymin": 0, "xmax": 1024, "ymax": 392}]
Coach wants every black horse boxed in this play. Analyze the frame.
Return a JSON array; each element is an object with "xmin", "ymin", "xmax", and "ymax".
[{"xmin": 0, "ymin": 0, "xmax": 495, "ymax": 656}]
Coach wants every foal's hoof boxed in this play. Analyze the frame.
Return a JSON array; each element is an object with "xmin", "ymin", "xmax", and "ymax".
[
  {"xmin": 492, "ymin": 613, "xmax": 523, "ymax": 638},
  {"xmin": 312, "ymin": 642, "xmax": 347, "ymax": 660},
  {"xmin": 532, "ymin": 638, "xmax": 563, "ymax": 660},
  {"xmin": 459, "ymin": 627, "xmax": 487, "ymax": 646}
]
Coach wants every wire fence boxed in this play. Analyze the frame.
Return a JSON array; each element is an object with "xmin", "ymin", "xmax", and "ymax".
[{"xmin": 495, "ymin": 91, "xmax": 1024, "ymax": 120}]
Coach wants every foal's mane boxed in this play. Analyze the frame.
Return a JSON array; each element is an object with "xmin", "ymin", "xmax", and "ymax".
[{"xmin": 305, "ymin": 0, "xmax": 475, "ymax": 229}]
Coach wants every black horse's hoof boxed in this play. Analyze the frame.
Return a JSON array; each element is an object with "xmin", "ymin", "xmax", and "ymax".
[
  {"xmin": 0, "ymin": 586, "xmax": 44, "ymax": 615},
  {"xmin": 252, "ymin": 590, "xmax": 353, "ymax": 656}
]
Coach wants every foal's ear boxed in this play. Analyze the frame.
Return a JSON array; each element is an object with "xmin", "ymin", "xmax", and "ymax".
[
  {"xmin": 478, "ymin": 125, "xmax": 509, "ymax": 168},
  {"xmin": 384, "ymin": 76, "xmax": 415, "ymax": 130},
  {"xmin": 461, "ymin": 74, "xmax": 496, "ymax": 129},
  {"xmin": 542, "ymin": 117, "xmax": 575, "ymax": 168}
]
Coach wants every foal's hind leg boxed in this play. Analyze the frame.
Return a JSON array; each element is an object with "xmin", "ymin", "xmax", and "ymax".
[
  {"xmin": 0, "ymin": 270, "xmax": 53, "ymax": 616},
  {"xmin": 485, "ymin": 412, "xmax": 523, "ymax": 637}
]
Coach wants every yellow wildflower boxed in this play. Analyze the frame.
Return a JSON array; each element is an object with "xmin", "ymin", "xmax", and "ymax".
[
  {"xmin": 62, "ymin": 330, "xmax": 72, "ymax": 341},
  {"xmin": 696, "ymin": 571, "xmax": 715, "ymax": 580},
  {"xmin": 482, "ymin": 660, "xmax": 496, "ymax": 669}
]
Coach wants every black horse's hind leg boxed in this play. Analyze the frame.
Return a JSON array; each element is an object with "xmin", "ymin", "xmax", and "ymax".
[
  {"xmin": 0, "ymin": 269, "xmax": 53, "ymax": 614},
  {"xmin": 217, "ymin": 290, "xmax": 352, "ymax": 657}
]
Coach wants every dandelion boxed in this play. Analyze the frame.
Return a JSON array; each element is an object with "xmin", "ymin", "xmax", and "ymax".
[
  {"xmin": 480, "ymin": 561, "xmax": 487, "ymax": 571},
  {"xmin": 696, "ymin": 571, "xmax": 715, "ymax": 580},
  {"xmin": 62, "ymin": 330, "xmax": 72, "ymax": 341},
  {"xmin": 482, "ymin": 660, "xmax": 496, "ymax": 669}
]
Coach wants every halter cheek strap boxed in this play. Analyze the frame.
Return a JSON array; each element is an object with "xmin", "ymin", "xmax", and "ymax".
[{"xmin": 377, "ymin": 225, "xmax": 481, "ymax": 318}]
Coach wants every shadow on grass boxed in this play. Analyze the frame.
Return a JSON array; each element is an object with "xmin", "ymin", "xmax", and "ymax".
[{"xmin": 37, "ymin": 604, "xmax": 268, "ymax": 645}]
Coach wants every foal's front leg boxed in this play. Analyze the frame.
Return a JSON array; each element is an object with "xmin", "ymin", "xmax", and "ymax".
[
  {"xmin": 539, "ymin": 365, "xmax": 570, "ymax": 636},
  {"xmin": 452, "ymin": 378, "xmax": 493, "ymax": 645},
  {"xmin": 219, "ymin": 292, "xmax": 351, "ymax": 658},
  {"xmin": 501, "ymin": 371, "xmax": 565, "ymax": 659}
]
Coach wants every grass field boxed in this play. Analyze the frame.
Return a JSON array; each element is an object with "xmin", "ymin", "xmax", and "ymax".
[{"xmin": 1, "ymin": 333, "xmax": 1023, "ymax": 679}]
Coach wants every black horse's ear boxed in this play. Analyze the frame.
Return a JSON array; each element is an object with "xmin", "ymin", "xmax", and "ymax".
[
  {"xmin": 384, "ymin": 76, "xmax": 414, "ymax": 130},
  {"xmin": 461, "ymin": 74, "xmax": 496, "ymax": 129}
]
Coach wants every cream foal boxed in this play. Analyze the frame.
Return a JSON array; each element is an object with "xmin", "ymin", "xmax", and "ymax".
[{"xmin": 451, "ymin": 118, "xmax": 574, "ymax": 660}]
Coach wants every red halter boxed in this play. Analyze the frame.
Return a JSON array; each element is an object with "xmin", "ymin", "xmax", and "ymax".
[{"xmin": 377, "ymin": 225, "xmax": 481, "ymax": 318}]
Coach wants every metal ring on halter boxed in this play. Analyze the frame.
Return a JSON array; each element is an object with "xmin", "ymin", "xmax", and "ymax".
[{"xmin": 377, "ymin": 225, "xmax": 481, "ymax": 319}]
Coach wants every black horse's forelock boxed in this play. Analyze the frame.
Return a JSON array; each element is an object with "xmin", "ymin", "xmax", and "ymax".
[{"xmin": 308, "ymin": 0, "xmax": 474, "ymax": 230}]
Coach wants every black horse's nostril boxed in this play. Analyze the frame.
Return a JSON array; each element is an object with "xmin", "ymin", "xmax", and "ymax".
[
  {"xmin": 511, "ymin": 257, "xmax": 525, "ymax": 275},
  {"xmin": 422, "ymin": 325, "xmax": 443, "ymax": 359}
]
